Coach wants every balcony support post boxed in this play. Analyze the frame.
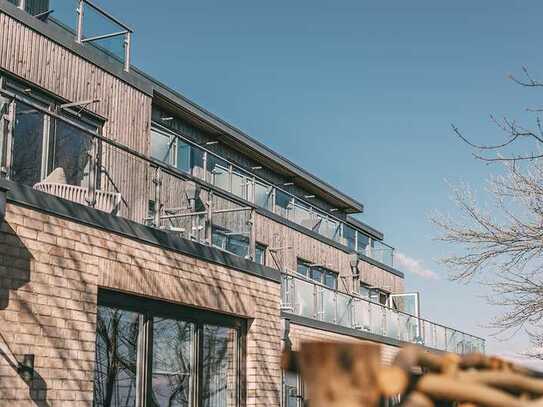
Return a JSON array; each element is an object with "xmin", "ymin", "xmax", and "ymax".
[
  {"xmin": 206, "ymin": 190, "xmax": 213, "ymax": 245},
  {"xmin": 76, "ymin": 0, "xmax": 84, "ymax": 44},
  {"xmin": 153, "ymin": 167, "xmax": 162, "ymax": 227},
  {"xmin": 249, "ymin": 208, "xmax": 256, "ymax": 260}
]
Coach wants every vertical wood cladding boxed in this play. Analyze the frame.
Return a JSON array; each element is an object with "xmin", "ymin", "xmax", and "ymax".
[
  {"xmin": 255, "ymin": 213, "xmax": 404, "ymax": 294},
  {"xmin": 0, "ymin": 12, "xmax": 152, "ymax": 221},
  {"xmin": 0, "ymin": 202, "xmax": 282, "ymax": 407}
]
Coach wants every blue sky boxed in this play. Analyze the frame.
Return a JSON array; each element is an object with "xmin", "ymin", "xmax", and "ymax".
[{"xmin": 95, "ymin": 0, "xmax": 543, "ymax": 357}]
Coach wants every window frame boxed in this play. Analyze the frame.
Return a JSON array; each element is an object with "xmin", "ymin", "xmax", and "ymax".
[
  {"xmin": 97, "ymin": 289, "xmax": 247, "ymax": 407},
  {"xmin": 255, "ymin": 243, "xmax": 267, "ymax": 266},
  {"xmin": 296, "ymin": 258, "xmax": 338, "ymax": 290}
]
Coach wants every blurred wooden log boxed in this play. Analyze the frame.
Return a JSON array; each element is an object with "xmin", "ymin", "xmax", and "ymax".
[{"xmin": 297, "ymin": 342, "xmax": 382, "ymax": 407}]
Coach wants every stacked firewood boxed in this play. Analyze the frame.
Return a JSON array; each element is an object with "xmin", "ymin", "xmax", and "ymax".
[{"xmin": 282, "ymin": 342, "xmax": 543, "ymax": 407}]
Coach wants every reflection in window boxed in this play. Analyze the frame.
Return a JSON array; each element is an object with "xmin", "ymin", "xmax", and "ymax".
[
  {"xmin": 202, "ymin": 325, "xmax": 238, "ymax": 407},
  {"xmin": 151, "ymin": 318, "xmax": 195, "ymax": 407},
  {"xmin": 49, "ymin": 120, "xmax": 92, "ymax": 186},
  {"xmin": 212, "ymin": 227, "xmax": 249, "ymax": 258},
  {"xmin": 11, "ymin": 102, "xmax": 45, "ymax": 186},
  {"xmin": 94, "ymin": 306, "xmax": 141, "ymax": 407}
]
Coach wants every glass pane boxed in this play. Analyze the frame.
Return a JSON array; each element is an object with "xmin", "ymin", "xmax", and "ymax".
[
  {"xmin": 151, "ymin": 318, "xmax": 195, "ymax": 407},
  {"xmin": 274, "ymin": 189, "xmax": 291, "ymax": 219},
  {"xmin": 226, "ymin": 234, "xmax": 249, "ymax": 258},
  {"xmin": 291, "ymin": 200, "xmax": 312, "ymax": 228},
  {"xmin": 343, "ymin": 225, "xmax": 356, "ymax": 250},
  {"xmin": 356, "ymin": 232, "xmax": 369, "ymax": 255},
  {"xmin": 207, "ymin": 156, "xmax": 229, "ymax": 190},
  {"xmin": 202, "ymin": 325, "xmax": 238, "ymax": 407},
  {"xmin": 310, "ymin": 268, "xmax": 323, "ymax": 283},
  {"xmin": 294, "ymin": 278, "xmax": 314, "ymax": 318},
  {"xmin": 50, "ymin": 120, "xmax": 92, "ymax": 186},
  {"xmin": 93, "ymin": 305, "xmax": 141, "ymax": 407},
  {"xmin": 284, "ymin": 371, "xmax": 299, "ymax": 407},
  {"xmin": 337, "ymin": 293, "xmax": 352, "ymax": 327},
  {"xmin": 324, "ymin": 272, "xmax": 337, "ymax": 290},
  {"xmin": 191, "ymin": 147, "xmax": 205, "ymax": 180},
  {"xmin": 255, "ymin": 244, "xmax": 266, "ymax": 265},
  {"xmin": 212, "ymin": 228, "xmax": 227, "ymax": 250},
  {"xmin": 177, "ymin": 139, "xmax": 191, "ymax": 173},
  {"xmin": 231, "ymin": 170, "xmax": 245, "ymax": 199},
  {"xmin": 11, "ymin": 102, "xmax": 45, "ymax": 186},
  {"xmin": 296, "ymin": 261, "xmax": 309, "ymax": 278},
  {"xmin": 254, "ymin": 181, "xmax": 272, "ymax": 210},
  {"xmin": 321, "ymin": 288, "xmax": 335, "ymax": 323},
  {"xmin": 151, "ymin": 129, "xmax": 173, "ymax": 164}
]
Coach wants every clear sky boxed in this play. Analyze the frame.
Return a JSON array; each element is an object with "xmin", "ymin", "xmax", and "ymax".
[{"xmin": 97, "ymin": 0, "xmax": 543, "ymax": 358}]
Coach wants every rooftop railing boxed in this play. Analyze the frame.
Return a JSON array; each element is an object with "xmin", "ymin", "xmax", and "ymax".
[
  {"xmin": 151, "ymin": 121, "xmax": 396, "ymax": 269},
  {"xmin": 281, "ymin": 273, "xmax": 486, "ymax": 354},
  {"xmin": 8, "ymin": 0, "xmax": 133, "ymax": 71}
]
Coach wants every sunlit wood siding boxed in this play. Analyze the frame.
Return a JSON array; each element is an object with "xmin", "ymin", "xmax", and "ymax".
[{"xmin": 0, "ymin": 11, "xmax": 152, "ymax": 221}]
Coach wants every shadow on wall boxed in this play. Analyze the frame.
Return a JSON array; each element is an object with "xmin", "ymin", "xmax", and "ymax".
[{"xmin": 0, "ymin": 221, "xmax": 49, "ymax": 407}]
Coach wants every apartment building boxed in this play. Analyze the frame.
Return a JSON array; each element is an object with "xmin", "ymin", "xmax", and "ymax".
[{"xmin": 0, "ymin": 1, "xmax": 485, "ymax": 406}]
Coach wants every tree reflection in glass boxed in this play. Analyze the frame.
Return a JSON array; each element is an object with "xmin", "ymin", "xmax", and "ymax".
[
  {"xmin": 151, "ymin": 318, "xmax": 195, "ymax": 407},
  {"xmin": 202, "ymin": 325, "xmax": 237, "ymax": 407},
  {"xmin": 94, "ymin": 306, "xmax": 141, "ymax": 407}
]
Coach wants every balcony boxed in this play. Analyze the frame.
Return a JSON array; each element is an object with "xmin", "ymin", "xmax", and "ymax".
[
  {"xmin": 7, "ymin": 0, "xmax": 133, "ymax": 71},
  {"xmin": 150, "ymin": 121, "xmax": 396, "ymax": 269},
  {"xmin": 281, "ymin": 273, "xmax": 486, "ymax": 354}
]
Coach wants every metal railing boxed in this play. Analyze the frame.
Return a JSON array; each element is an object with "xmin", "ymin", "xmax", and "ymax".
[
  {"xmin": 151, "ymin": 120, "xmax": 396, "ymax": 268},
  {"xmin": 281, "ymin": 273, "xmax": 485, "ymax": 354},
  {"xmin": 9, "ymin": 0, "xmax": 133, "ymax": 72}
]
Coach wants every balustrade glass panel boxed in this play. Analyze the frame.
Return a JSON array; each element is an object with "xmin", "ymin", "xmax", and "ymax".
[
  {"xmin": 343, "ymin": 225, "xmax": 356, "ymax": 250},
  {"xmin": 176, "ymin": 139, "xmax": 191, "ymax": 173},
  {"xmin": 202, "ymin": 325, "xmax": 238, "ymax": 407},
  {"xmin": 275, "ymin": 189, "xmax": 291, "ymax": 219},
  {"xmin": 294, "ymin": 278, "xmax": 315, "ymax": 318},
  {"xmin": 356, "ymin": 232, "xmax": 369, "ymax": 255},
  {"xmin": 151, "ymin": 129, "xmax": 173, "ymax": 164},
  {"xmin": 191, "ymin": 146, "xmax": 205, "ymax": 180},
  {"xmin": 320, "ymin": 288, "xmax": 335, "ymax": 323},
  {"xmin": 336, "ymin": 293, "xmax": 352, "ymax": 327},
  {"xmin": 11, "ymin": 102, "xmax": 45, "ymax": 186},
  {"xmin": 94, "ymin": 305, "xmax": 141, "ymax": 407},
  {"xmin": 207, "ymin": 156, "xmax": 229, "ymax": 191},
  {"xmin": 291, "ymin": 200, "xmax": 313, "ymax": 229},
  {"xmin": 231, "ymin": 170, "xmax": 246, "ymax": 199},
  {"xmin": 254, "ymin": 180, "xmax": 272, "ymax": 210},
  {"xmin": 151, "ymin": 318, "xmax": 195, "ymax": 407}
]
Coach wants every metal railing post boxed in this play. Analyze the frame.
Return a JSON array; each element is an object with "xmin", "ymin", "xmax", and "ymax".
[
  {"xmin": 76, "ymin": 0, "xmax": 84, "ymax": 43},
  {"xmin": 124, "ymin": 32, "xmax": 131, "ymax": 72},
  {"xmin": 85, "ymin": 137, "xmax": 98, "ymax": 207},
  {"xmin": 206, "ymin": 190, "xmax": 213, "ymax": 245},
  {"xmin": 153, "ymin": 167, "xmax": 162, "ymax": 227},
  {"xmin": 249, "ymin": 208, "xmax": 256, "ymax": 260}
]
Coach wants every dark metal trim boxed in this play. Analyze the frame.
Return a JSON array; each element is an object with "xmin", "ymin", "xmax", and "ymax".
[
  {"xmin": 0, "ymin": 178, "xmax": 282, "ymax": 284},
  {"xmin": 0, "ymin": 184, "xmax": 7, "ymax": 223},
  {"xmin": 282, "ymin": 312, "xmax": 441, "ymax": 353}
]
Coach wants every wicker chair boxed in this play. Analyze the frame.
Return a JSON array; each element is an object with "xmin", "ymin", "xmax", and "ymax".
[{"xmin": 34, "ymin": 168, "xmax": 121, "ymax": 214}]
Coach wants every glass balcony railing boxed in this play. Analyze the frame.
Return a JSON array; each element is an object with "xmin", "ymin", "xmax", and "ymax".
[
  {"xmin": 8, "ymin": 0, "xmax": 133, "ymax": 72},
  {"xmin": 151, "ymin": 120, "xmax": 396, "ymax": 269},
  {"xmin": 281, "ymin": 273, "xmax": 486, "ymax": 354}
]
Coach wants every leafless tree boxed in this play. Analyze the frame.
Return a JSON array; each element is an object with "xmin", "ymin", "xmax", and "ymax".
[{"xmin": 432, "ymin": 67, "xmax": 543, "ymax": 349}]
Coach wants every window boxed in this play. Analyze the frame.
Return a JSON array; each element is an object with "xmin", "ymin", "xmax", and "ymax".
[
  {"xmin": 3, "ymin": 83, "xmax": 99, "ymax": 188},
  {"xmin": 94, "ymin": 291, "xmax": 244, "ymax": 407},
  {"xmin": 296, "ymin": 259, "xmax": 337, "ymax": 289},
  {"xmin": 283, "ymin": 371, "xmax": 303, "ymax": 407},
  {"xmin": 255, "ymin": 243, "xmax": 266, "ymax": 266},
  {"xmin": 211, "ymin": 226, "xmax": 249, "ymax": 258}
]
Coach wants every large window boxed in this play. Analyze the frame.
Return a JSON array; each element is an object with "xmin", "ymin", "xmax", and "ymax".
[
  {"xmin": 2, "ymin": 80, "xmax": 98, "ymax": 188},
  {"xmin": 94, "ymin": 291, "xmax": 244, "ymax": 407}
]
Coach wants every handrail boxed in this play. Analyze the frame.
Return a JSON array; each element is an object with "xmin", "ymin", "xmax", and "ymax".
[
  {"xmin": 152, "ymin": 120, "xmax": 396, "ymax": 265},
  {"xmin": 281, "ymin": 272, "xmax": 486, "ymax": 346},
  {"xmin": 82, "ymin": 0, "xmax": 133, "ymax": 33}
]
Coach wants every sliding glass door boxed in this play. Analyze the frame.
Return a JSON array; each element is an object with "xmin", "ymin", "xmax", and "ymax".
[{"xmin": 93, "ymin": 291, "xmax": 244, "ymax": 407}]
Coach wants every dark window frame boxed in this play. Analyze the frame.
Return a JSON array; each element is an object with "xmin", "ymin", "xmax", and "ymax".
[{"xmin": 96, "ymin": 289, "xmax": 247, "ymax": 407}]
